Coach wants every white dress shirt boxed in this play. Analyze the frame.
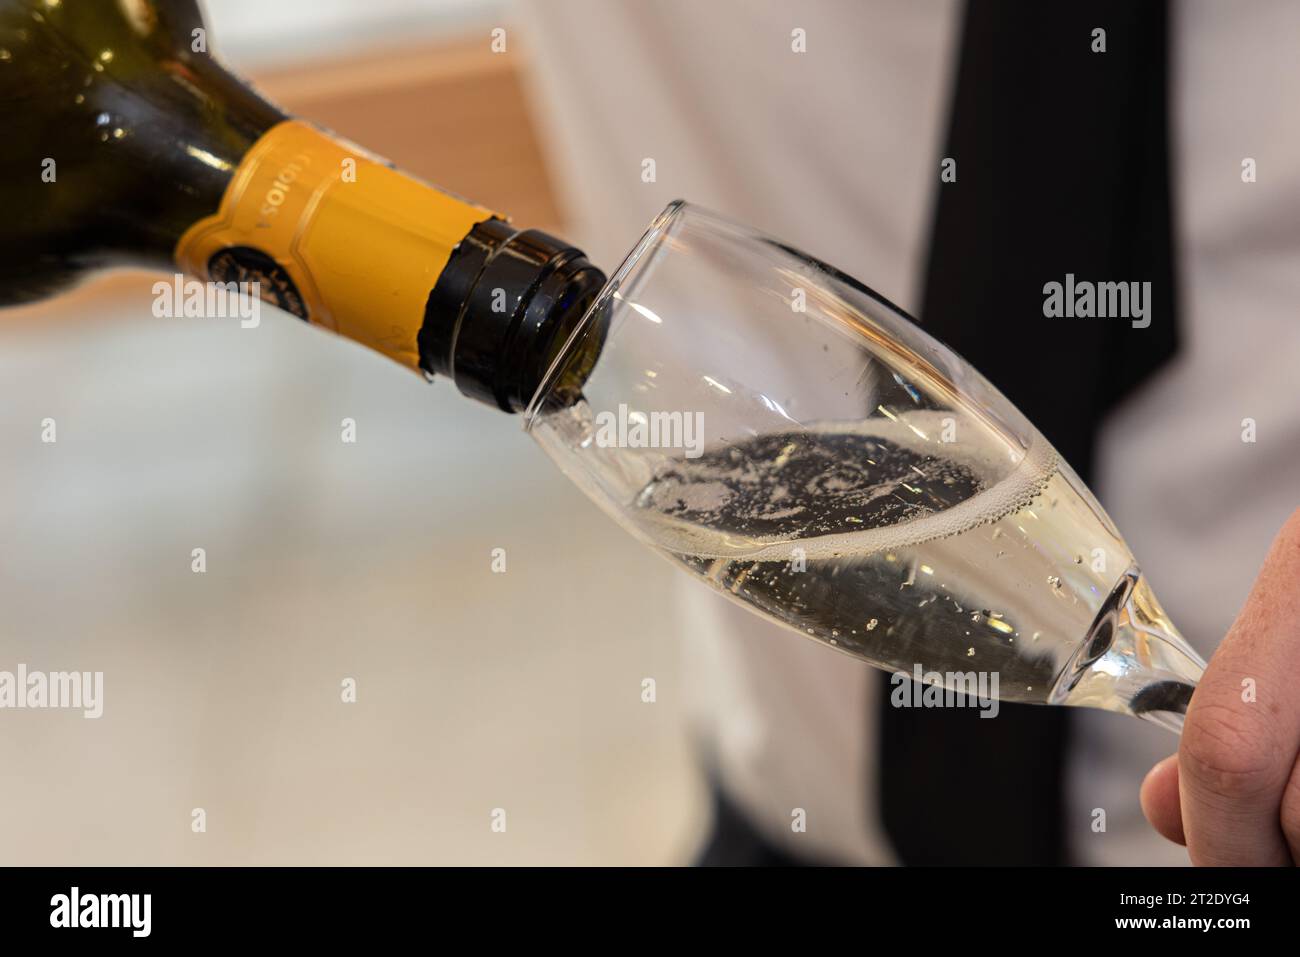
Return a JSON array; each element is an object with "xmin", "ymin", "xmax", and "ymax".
[{"xmin": 522, "ymin": 0, "xmax": 1300, "ymax": 865}]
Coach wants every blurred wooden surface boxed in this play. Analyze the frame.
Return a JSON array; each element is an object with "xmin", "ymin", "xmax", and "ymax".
[{"xmin": 254, "ymin": 35, "xmax": 562, "ymax": 233}]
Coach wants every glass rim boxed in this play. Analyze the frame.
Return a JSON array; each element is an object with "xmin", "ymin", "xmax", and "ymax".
[{"xmin": 522, "ymin": 199, "xmax": 688, "ymax": 432}]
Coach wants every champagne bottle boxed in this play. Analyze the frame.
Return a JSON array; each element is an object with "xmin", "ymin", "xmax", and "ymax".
[{"xmin": 0, "ymin": 0, "xmax": 605, "ymax": 412}]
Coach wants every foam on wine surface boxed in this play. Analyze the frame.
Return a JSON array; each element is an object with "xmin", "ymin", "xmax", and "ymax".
[{"xmin": 629, "ymin": 415, "xmax": 1133, "ymax": 703}]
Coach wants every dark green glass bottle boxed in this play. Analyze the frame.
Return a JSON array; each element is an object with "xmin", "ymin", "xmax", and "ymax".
[{"xmin": 0, "ymin": 0, "xmax": 604, "ymax": 412}]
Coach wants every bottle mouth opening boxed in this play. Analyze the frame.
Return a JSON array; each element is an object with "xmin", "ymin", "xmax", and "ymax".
[{"xmin": 523, "ymin": 200, "xmax": 687, "ymax": 431}]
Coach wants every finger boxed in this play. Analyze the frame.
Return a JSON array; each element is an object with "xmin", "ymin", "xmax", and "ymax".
[
  {"xmin": 1178, "ymin": 507, "xmax": 1300, "ymax": 866},
  {"xmin": 1141, "ymin": 754, "xmax": 1186, "ymax": 846}
]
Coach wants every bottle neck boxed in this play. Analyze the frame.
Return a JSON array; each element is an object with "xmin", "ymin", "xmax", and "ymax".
[
  {"xmin": 174, "ymin": 119, "xmax": 605, "ymax": 411},
  {"xmin": 122, "ymin": 57, "xmax": 285, "ymax": 264}
]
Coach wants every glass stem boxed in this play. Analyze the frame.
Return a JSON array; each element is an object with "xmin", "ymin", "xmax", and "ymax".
[{"xmin": 1050, "ymin": 566, "xmax": 1207, "ymax": 734}]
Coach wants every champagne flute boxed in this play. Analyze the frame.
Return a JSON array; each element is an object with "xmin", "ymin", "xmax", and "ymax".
[{"xmin": 524, "ymin": 201, "xmax": 1206, "ymax": 733}]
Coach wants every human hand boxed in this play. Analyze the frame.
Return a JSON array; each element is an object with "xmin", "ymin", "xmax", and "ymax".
[{"xmin": 1141, "ymin": 509, "xmax": 1300, "ymax": 865}]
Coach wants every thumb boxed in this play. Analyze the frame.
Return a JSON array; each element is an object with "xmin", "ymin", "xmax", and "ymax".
[{"xmin": 1141, "ymin": 754, "xmax": 1186, "ymax": 846}]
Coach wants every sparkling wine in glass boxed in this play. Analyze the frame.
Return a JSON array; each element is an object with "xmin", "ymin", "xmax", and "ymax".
[{"xmin": 525, "ymin": 201, "xmax": 1206, "ymax": 733}]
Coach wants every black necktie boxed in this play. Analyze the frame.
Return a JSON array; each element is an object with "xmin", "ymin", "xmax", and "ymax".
[{"xmin": 877, "ymin": 0, "xmax": 1180, "ymax": 866}]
